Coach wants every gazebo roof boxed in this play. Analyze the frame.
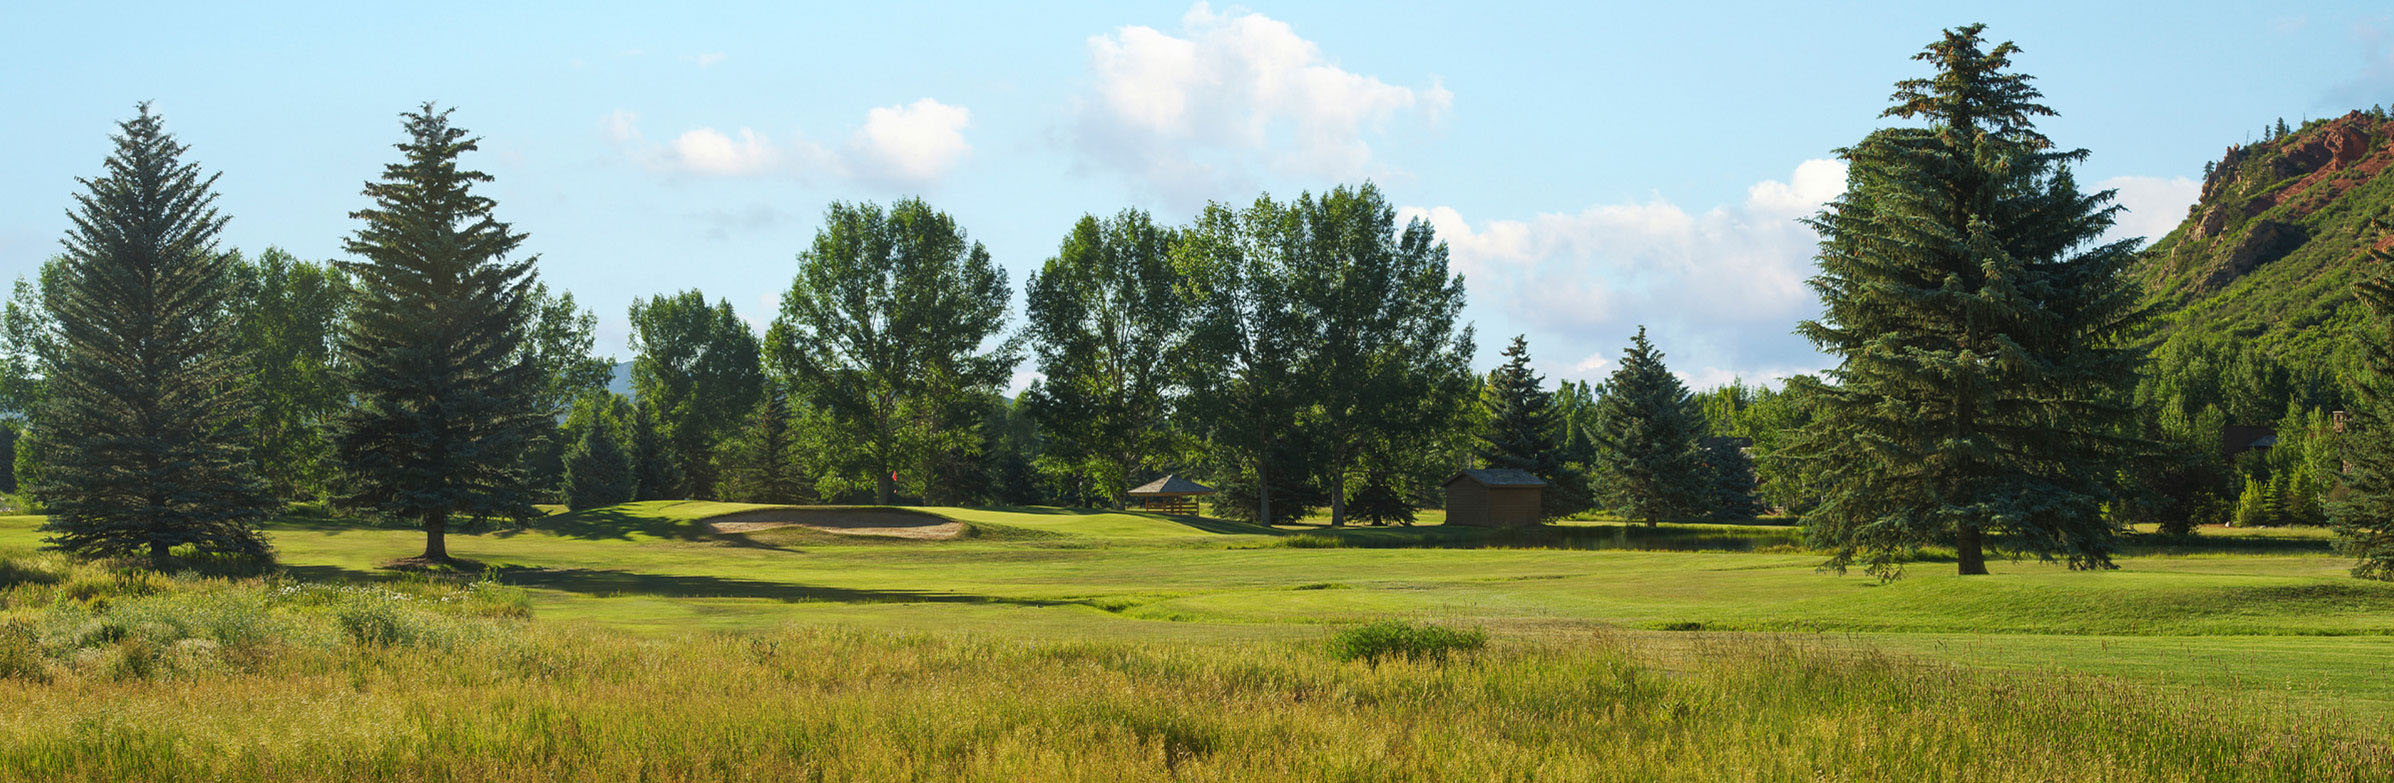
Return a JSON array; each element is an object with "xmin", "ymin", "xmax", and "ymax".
[
  {"xmin": 1443, "ymin": 468, "xmax": 1549, "ymax": 488},
  {"xmin": 1128, "ymin": 474, "xmax": 1216, "ymax": 496}
]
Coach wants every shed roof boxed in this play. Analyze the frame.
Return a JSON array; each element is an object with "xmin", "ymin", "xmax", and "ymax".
[
  {"xmin": 1444, "ymin": 469, "xmax": 1549, "ymax": 488},
  {"xmin": 1128, "ymin": 474, "xmax": 1216, "ymax": 496}
]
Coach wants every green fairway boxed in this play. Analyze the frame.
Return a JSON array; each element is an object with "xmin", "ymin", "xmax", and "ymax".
[{"xmin": 3, "ymin": 505, "xmax": 2387, "ymax": 716}]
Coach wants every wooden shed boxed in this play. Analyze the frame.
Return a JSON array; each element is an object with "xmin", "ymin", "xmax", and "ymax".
[
  {"xmin": 1127, "ymin": 474, "xmax": 1215, "ymax": 516},
  {"xmin": 1442, "ymin": 469, "xmax": 1547, "ymax": 527}
]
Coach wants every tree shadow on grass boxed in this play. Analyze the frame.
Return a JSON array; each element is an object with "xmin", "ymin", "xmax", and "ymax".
[
  {"xmin": 491, "ymin": 507, "xmax": 711, "ymax": 542},
  {"xmin": 966, "ymin": 506, "xmax": 1279, "ymax": 536},
  {"xmin": 280, "ymin": 562, "xmax": 1089, "ymax": 608}
]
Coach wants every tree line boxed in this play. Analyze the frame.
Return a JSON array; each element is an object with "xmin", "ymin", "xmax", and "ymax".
[
  {"xmin": 17, "ymin": 24, "xmax": 2394, "ymax": 582},
  {"xmin": 6, "ymin": 102, "xmax": 1772, "ymax": 568}
]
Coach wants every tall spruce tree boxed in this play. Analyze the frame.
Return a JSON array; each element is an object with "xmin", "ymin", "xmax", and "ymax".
[
  {"xmin": 35, "ymin": 105, "xmax": 273, "ymax": 567},
  {"xmin": 1476, "ymin": 336, "xmax": 1585, "ymax": 519},
  {"xmin": 1794, "ymin": 25, "xmax": 2145, "ymax": 577},
  {"xmin": 2332, "ymin": 217, "xmax": 2394, "ymax": 579},
  {"xmin": 333, "ymin": 105, "xmax": 545, "ymax": 563},
  {"xmin": 1589, "ymin": 327, "xmax": 1709, "ymax": 526}
]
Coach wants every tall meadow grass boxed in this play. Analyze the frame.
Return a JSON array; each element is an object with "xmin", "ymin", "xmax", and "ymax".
[{"xmin": 0, "ymin": 549, "xmax": 2385, "ymax": 781}]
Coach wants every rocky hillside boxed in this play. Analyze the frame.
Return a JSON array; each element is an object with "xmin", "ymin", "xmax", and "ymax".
[{"xmin": 2133, "ymin": 109, "xmax": 2394, "ymax": 369}]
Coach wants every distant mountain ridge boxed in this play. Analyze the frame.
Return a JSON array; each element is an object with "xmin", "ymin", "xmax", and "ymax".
[{"xmin": 2132, "ymin": 109, "xmax": 2394, "ymax": 370}]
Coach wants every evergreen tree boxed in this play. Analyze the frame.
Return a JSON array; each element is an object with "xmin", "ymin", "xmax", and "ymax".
[
  {"xmin": 1700, "ymin": 437, "xmax": 1765, "ymax": 521},
  {"xmin": 333, "ymin": 105, "xmax": 545, "ymax": 563},
  {"xmin": 34, "ymin": 104, "xmax": 273, "ymax": 567},
  {"xmin": 1589, "ymin": 328, "xmax": 1708, "ymax": 526},
  {"xmin": 1343, "ymin": 478, "xmax": 1414, "ymax": 526},
  {"xmin": 2331, "ymin": 217, "xmax": 2394, "ymax": 578},
  {"xmin": 1794, "ymin": 25, "xmax": 2146, "ymax": 577},
  {"xmin": 2234, "ymin": 476, "xmax": 2268, "ymax": 528},
  {"xmin": 1475, "ymin": 335, "xmax": 1585, "ymax": 519},
  {"xmin": 628, "ymin": 403, "xmax": 681, "ymax": 501},
  {"xmin": 562, "ymin": 416, "xmax": 633, "ymax": 510},
  {"xmin": 715, "ymin": 390, "xmax": 811, "ymax": 504}
]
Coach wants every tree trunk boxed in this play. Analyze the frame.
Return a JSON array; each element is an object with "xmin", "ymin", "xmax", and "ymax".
[
  {"xmin": 875, "ymin": 470, "xmax": 895, "ymax": 505},
  {"xmin": 1955, "ymin": 523, "xmax": 1988, "ymax": 575},
  {"xmin": 1257, "ymin": 469, "xmax": 1272, "ymax": 528},
  {"xmin": 1329, "ymin": 473, "xmax": 1346, "ymax": 527},
  {"xmin": 422, "ymin": 510, "xmax": 449, "ymax": 562}
]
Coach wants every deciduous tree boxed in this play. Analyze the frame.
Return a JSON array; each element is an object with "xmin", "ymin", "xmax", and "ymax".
[
  {"xmin": 629, "ymin": 290, "xmax": 762, "ymax": 498},
  {"xmin": 769, "ymin": 200, "xmax": 1015, "ymax": 504},
  {"xmin": 1020, "ymin": 211, "xmax": 1189, "ymax": 506}
]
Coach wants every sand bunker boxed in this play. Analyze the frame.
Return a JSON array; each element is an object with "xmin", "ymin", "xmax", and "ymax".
[{"xmin": 702, "ymin": 507, "xmax": 965, "ymax": 540}]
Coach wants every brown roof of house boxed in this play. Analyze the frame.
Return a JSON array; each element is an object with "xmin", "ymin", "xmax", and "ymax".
[
  {"xmin": 1443, "ymin": 469, "xmax": 1548, "ymax": 488},
  {"xmin": 1127, "ymin": 474, "xmax": 1216, "ymax": 496}
]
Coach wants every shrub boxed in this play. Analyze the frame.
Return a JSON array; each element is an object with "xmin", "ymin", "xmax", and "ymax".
[{"xmin": 1327, "ymin": 620, "xmax": 1487, "ymax": 664}]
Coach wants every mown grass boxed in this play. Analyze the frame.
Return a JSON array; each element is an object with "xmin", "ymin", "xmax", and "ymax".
[{"xmin": 0, "ymin": 551, "xmax": 2385, "ymax": 781}]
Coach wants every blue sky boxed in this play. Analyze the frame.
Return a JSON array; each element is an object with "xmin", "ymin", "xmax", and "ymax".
[{"xmin": 4, "ymin": 1, "xmax": 2391, "ymax": 389}]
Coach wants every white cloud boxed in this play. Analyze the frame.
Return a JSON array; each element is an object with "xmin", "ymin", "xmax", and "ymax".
[
  {"xmin": 688, "ymin": 52, "xmax": 727, "ymax": 68},
  {"xmin": 848, "ymin": 99, "xmax": 973, "ymax": 185},
  {"xmin": 1403, "ymin": 160, "xmax": 1847, "ymax": 387},
  {"xmin": 2097, "ymin": 175, "xmax": 2200, "ymax": 249},
  {"xmin": 670, "ymin": 127, "xmax": 782, "ymax": 176},
  {"xmin": 606, "ymin": 99, "xmax": 972, "ymax": 187},
  {"xmin": 1072, "ymin": 3, "xmax": 1449, "ymax": 203}
]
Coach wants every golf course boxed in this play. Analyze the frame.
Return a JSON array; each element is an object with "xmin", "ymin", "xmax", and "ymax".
[{"xmin": 5, "ymin": 504, "xmax": 2389, "ymax": 781}]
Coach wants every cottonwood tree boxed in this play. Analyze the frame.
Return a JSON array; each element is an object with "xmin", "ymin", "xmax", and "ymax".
[
  {"xmin": 230, "ymin": 248, "xmax": 350, "ymax": 500},
  {"xmin": 2333, "ymin": 217, "xmax": 2394, "ymax": 580},
  {"xmin": 35, "ymin": 105, "xmax": 274, "ymax": 567},
  {"xmin": 1478, "ymin": 336, "xmax": 1586, "ymax": 519},
  {"xmin": 518, "ymin": 286, "xmax": 613, "ymax": 500},
  {"xmin": 769, "ymin": 199, "xmax": 1015, "ymax": 504},
  {"xmin": 1589, "ymin": 328, "xmax": 1708, "ymax": 526},
  {"xmin": 1794, "ymin": 25, "xmax": 2145, "ymax": 577},
  {"xmin": 1182, "ymin": 186, "xmax": 1472, "ymax": 526},
  {"xmin": 629, "ymin": 290, "xmax": 763, "ymax": 498},
  {"xmin": 333, "ymin": 105, "xmax": 546, "ymax": 563},
  {"xmin": 1179, "ymin": 198, "xmax": 1317, "ymax": 524},
  {"xmin": 1020, "ymin": 211, "xmax": 1189, "ymax": 506}
]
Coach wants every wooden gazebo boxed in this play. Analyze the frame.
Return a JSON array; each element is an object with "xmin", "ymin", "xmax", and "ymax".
[{"xmin": 1127, "ymin": 474, "xmax": 1215, "ymax": 516}]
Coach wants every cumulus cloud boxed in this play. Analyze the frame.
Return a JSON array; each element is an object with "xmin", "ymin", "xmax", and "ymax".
[
  {"xmin": 1401, "ymin": 160, "xmax": 1848, "ymax": 387},
  {"xmin": 605, "ymin": 99, "xmax": 973, "ymax": 187},
  {"xmin": 670, "ymin": 127, "xmax": 784, "ymax": 176},
  {"xmin": 848, "ymin": 99, "xmax": 974, "ymax": 186},
  {"xmin": 1072, "ymin": 3, "xmax": 1450, "ymax": 203},
  {"xmin": 2096, "ymin": 175, "xmax": 2200, "ymax": 248}
]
